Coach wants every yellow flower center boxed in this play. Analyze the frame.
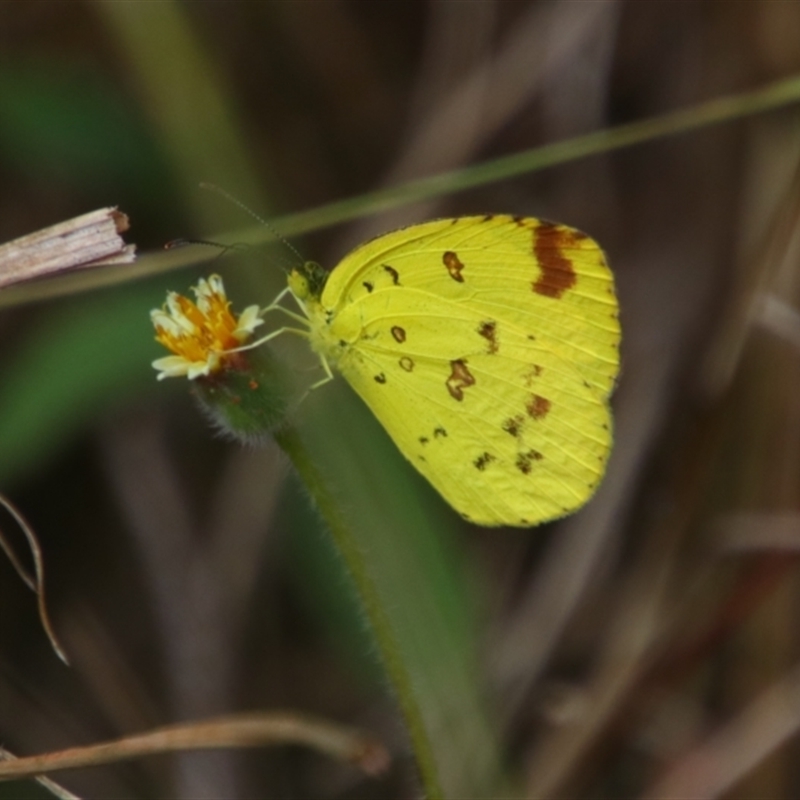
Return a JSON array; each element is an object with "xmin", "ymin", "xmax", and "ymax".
[{"xmin": 156, "ymin": 293, "xmax": 240, "ymax": 360}]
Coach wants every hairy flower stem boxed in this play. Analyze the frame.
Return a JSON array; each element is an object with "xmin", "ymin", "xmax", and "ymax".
[{"xmin": 274, "ymin": 425, "xmax": 444, "ymax": 800}]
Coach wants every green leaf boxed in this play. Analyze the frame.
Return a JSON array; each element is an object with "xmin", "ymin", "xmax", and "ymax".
[{"xmin": 0, "ymin": 283, "xmax": 168, "ymax": 485}]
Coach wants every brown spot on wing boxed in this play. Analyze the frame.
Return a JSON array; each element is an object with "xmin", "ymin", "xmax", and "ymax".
[
  {"xmin": 363, "ymin": 281, "xmax": 374, "ymax": 293},
  {"xmin": 522, "ymin": 364, "xmax": 543, "ymax": 387},
  {"xmin": 383, "ymin": 265, "xmax": 400, "ymax": 285},
  {"xmin": 477, "ymin": 320, "xmax": 498, "ymax": 353},
  {"xmin": 502, "ymin": 414, "xmax": 525, "ymax": 438},
  {"xmin": 399, "ymin": 356, "xmax": 414, "ymax": 372},
  {"xmin": 446, "ymin": 359, "xmax": 476, "ymax": 401},
  {"xmin": 474, "ymin": 452, "xmax": 495, "ymax": 470},
  {"xmin": 391, "ymin": 325, "xmax": 406, "ymax": 343},
  {"xmin": 433, "ymin": 426, "xmax": 447, "ymax": 438},
  {"xmin": 532, "ymin": 222, "xmax": 578, "ymax": 299},
  {"xmin": 443, "ymin": 250, "xmax": 465, "ymax": 282},
  {"xmin": 374, "ymin": 373, "xmax": 386, "ymax": 384},
  {"xmin": 516, "ymin": 449, "xmax": 543, "ymax": 475},
  {"xmin": 526, "ymin": 394, "xmax": 551, "ymax": 419}
]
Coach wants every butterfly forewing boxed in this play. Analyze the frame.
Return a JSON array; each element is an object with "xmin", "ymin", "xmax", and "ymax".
[{"xmin": 323, "ymin": 215, "xmax": 620, "ymax": 398}]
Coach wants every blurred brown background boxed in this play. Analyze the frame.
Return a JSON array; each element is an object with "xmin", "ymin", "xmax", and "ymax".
[{"xmin": 2, "ymin": 2, "xmax": 800, "ymax": 798}]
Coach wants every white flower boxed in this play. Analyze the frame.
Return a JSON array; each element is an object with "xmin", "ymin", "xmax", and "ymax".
[{"xmin": 150, "ymin": 274, "xmax": 263, "ymax": 380}]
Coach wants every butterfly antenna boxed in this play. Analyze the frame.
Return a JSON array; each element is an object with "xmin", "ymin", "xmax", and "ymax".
[
  {"xmin": 164, "ymin": 238, "xmax": 248, "ymax": 262},
  {"xmin": 199, "ymin": 182, "xmax": 305, "ymax": 267}
]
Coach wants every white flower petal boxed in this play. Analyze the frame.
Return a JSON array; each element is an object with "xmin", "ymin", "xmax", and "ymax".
[
  {"xmin": 152, "ymin": 355, "xmax": 193, "ymax": 379},
  {"xmin": 208, "ymin": 274, "xmax": 225, "ymax": 295},
  {"xmin": 234, "ymin": 305, "xmax": 264, "ymax": 339},
  {"xmin": 150, "ymin": 310, "xmax": 183, "ymax": 337},
  {"xmin": 194, "ymin": 276, "xmax": 212, "ymax": 296},
  {"xmin": 187, "ymin": 361, "xmax": 213, "ymax": 379},
  {"xmin": 193, "ymin": 276, "xmax": 223, "ymax": 313},
  {"xmin": 194, "ymin": 280, "xmax": 212, "ymax": 312},
  {"xmin": 163, "ymin": 293, "xmax": 196, "ymax": 332},
  {"xmin": 165, "ymin": 292, "xmax": 181, "ymax": 314}
]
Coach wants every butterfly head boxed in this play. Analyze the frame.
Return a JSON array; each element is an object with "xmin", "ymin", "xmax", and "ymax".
[{"xmin": 288, "ymin": 261, "xmax": 328, "ymax": 303}]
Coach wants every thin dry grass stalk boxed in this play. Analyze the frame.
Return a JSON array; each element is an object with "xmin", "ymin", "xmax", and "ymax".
[
  {"xmin": 0, "ymin": 208, "xmax": 135, "ymax": 289},
  {"xmin": 0, "ymin": 712, "xmax": 390, "ymax": 782},
  {"xmin": 0, "ymin": 750, "xmax": 79, "ymax": 800},
  {"xmin": 0, "ymin": 495, "xmax": 68, "ymax": 664}
]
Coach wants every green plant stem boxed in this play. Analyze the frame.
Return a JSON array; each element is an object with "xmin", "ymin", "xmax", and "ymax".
[
  {"xmin": 5, "ymin": 72, "xmax": 800, "ymax": 309},
  {"xmin": 273, "ymin": 425, "xmax": 444, "ymax": 800},
  {"xmin": 270, "ymin": 72, "xmax": 800, "ymax": 237}
]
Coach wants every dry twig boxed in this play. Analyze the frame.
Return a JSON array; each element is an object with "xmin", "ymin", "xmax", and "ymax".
[
  {"xmin": 0, "ymin": 712, "xmax": 390, "ymax": 782},
  {"xmin": 0, "ymin": 208, "xmax": 135, "ymax": 289},
  {"xmin": 0, "ymin": 495, "xmax": 68, "ymax": 664}
]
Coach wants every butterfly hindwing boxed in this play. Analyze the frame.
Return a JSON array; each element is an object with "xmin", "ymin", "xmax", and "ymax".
[{"xmin": 331, "ymin": 296, "xmax": 611, "ymax": 526}]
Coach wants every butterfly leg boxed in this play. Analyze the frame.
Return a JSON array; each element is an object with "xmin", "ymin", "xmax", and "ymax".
[
  {"xmin": 292, "ymin": 355, "xmax": 334, "ymax": 407},
  {"xmin": 308, "ymin": 355, "xmax": 334, "ymax": 391},
  {"xmin": 259, "ymin": 287, "xmax": 315, "ymax": 328},
  {"xmin": 261, "ymin": 285, "xmax": 293, "ymax": 310},
  {"xmin": 225, "ymin": 325, "xmax": 310, "ymax": 355}
]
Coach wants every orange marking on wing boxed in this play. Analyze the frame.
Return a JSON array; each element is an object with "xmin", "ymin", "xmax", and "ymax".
[
  {"xmin": 532, "ymin": 222, "xmax": 578, "ymax": 299},
  {"xmin": 526, "ymin": 394, "xmax": 551, "ymax": 419}
]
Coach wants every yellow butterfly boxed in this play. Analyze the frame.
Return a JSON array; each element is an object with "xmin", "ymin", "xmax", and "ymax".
[{"xmin": 265, "ymin": 214, "xmax": 620, "ymax": 527}]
